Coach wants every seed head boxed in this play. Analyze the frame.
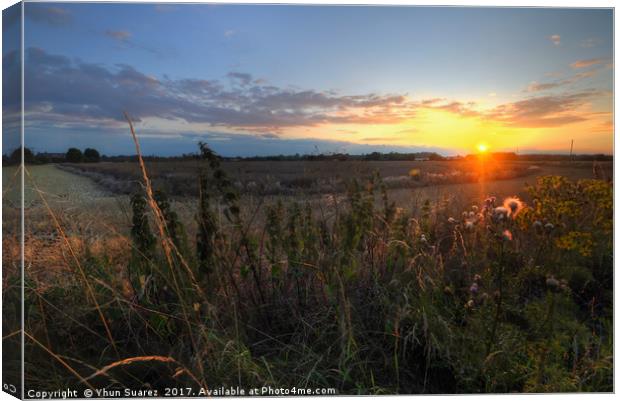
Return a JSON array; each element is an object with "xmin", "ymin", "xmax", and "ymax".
[
  {"xmin": 493, "ymin": 206, "xmax": 509, "ymax": 221},
  {"xmin": 546, "ymin": 276, "xmax": 560, "ymax": 291},
  {"xmin": 503, "ymin": 196, "xmax": 524, "ymax": 218}
]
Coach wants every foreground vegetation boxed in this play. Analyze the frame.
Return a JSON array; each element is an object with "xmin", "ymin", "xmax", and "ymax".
[{"xmin": 3, "ymin": 139, "xmax": 613, "ymax": 394}]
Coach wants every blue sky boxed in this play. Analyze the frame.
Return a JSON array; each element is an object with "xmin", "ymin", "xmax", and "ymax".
[{"xmin": 2, "ymin": 3, "xmax": 613, "ymax": 156}]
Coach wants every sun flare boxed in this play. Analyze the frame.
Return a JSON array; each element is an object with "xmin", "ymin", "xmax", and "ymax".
[{"xmin": 477, "ymin": 143, "xmax": 489, "ymax": 153}]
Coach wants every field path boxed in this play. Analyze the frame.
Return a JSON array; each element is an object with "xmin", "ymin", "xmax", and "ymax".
[{"xmin": 3, "ymin": 164, "xmax": 119, "ymax": 207}]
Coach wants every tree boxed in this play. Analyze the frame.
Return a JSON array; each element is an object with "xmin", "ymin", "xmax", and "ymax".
[
  {"xmin": 84, "ymin": 148, "xmax": 101, "ymax": 163},
  {"xmin": 9, "ymin": 147, "xmax": 34, "ymax": 165},
  {"xmin": 66, "ymin": 148, "xmax": 83, "ymax": 163}
]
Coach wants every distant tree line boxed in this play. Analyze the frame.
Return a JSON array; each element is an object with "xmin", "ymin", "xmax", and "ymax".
[
  {"xmin": 2, "ymin": 147, "xmax": 101, "ymax": 165},
  {"xmin": 2, "ymin": 147, "xmax": 612, "ymax": 166}
]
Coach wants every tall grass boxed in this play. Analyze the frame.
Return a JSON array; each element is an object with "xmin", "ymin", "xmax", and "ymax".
[{"xmin": 7, "ymin": 119, "xmax": 613, "ymax": 394}]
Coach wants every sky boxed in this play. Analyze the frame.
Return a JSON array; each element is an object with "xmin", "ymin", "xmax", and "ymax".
[{"xmin": 2, "ymin": 3, "xmax": 614, "ymax": 156}]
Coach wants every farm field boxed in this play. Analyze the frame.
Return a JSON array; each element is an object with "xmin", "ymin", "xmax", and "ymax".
[
  {"xmin": 59, "ymin": 158, "xmax": 612, "ymax": 198},
  {"xmin": 2, "ymin": 154, "xmax": 613, "ymax": 394},
  {"xmin": 4, "ymin": 159, "xmax": 612, "ymax": 238}
]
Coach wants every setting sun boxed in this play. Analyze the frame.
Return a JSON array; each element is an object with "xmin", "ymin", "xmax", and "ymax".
[{"xmin": 477, "ymin": 143, "xmax": 489, "ymax": 153}]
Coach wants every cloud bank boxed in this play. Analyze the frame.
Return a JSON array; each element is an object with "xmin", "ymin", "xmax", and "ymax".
[{"xmin": 5, "ymin": 47, "xmax": 608, "ymax": 155}]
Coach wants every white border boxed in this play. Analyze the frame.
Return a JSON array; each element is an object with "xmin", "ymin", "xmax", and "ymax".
[{"xmin": 0, "ymin": 2, "xmax": 616, "ymax": 401}]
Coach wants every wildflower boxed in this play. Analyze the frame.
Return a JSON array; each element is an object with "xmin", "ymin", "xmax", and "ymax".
[
  {"xmin": 473, "ymin": 274, "xmax": 482, "ymax": 284},
  {"xmin": 503, "ymin": 196, "xmax": 524, "ymax": 218},
  {"xmin": 420, "ymin": 234, "xmax": 428, "ymax": 244},
  {"xmin": 465, "ymin": 299, "xmax": 475, "ymax": 309},
  {"xmin": 464, "ymin": 221, "xmax": 474, "ymax": 231},
  {"xmin": 502, "ymin": 229, "xmax": 513, "ymax": 241},
  {"xmin": 485, "ymin": 196, "xmax": 496, "ymax": 208},
  {"xmin": 448, "ymin": 217, "xmax": 457, "ymax": 224},
  {"xmin": 468, "ymin": 211, "xmax": 475, "ymax": 218},
  {"xmin": 493, "ymin": 206, "xmax": 509, "ymax": 221},
  {"xmin": 472, "ymin": 205, "xmax": 479, "ymax": 213},
  {"xmin": 462, "ymin": 211, "xmax": 469, "ymax": 219},
  {"xmin": 546, "ymin": 276, "xmax": 560, "ymax": 292},
  {"xmin": 533, "ymin": 220, "xmax": 543, "ymax": 231},
  {"xmin": 469, "ymin": 282, "xmax": 479, "ymax": 294},
  {"xmin": 544, "ymin": 223, "xmax": 554, "ymax": 232},
  {"xmin": 479, "ymin": 292, "xmax": 489, "ymax": 304},
  {"xmin": 408, "ymin": 168, "xmax": 421, "ymax": 178},
  {"xmin": 443, "ymin": 286, "xmax": 453, "ymax": 296}
]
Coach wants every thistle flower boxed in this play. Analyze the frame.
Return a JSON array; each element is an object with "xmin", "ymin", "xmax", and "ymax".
[
  {"xmin": 544, "ymin": 223, "xmax": 554, "ymax": 232},
  {"xmin": 546, "ymin": 276, "xmax": 560, "ymax": 292},
  {"xmin": 465, "ymin": 299, "xmax": 475, "ymax": 309},
  {"xmin": 472, "ymin": 205, "xmax": 479, "ymax": 213},
  {"xmin": 485, "ymin": 196, "xmax": 496, "ymax": 208},
  {"xmin": 493, "ymin": 206, "xmax": 509, "ymax": 221},
  {"xmin": 502, "ymin": 229, "xmax": 513, "ymax": 241},
  {"xmin": 464, "ymin": 221, "xmax": 475, "ymax": 231},
  {"xmin": 448, "ymin": 217, "xmax": 457, "ymax": 224},
  {"xmin": 533, "ymin": 220, "xmax": 543, "ymax": 231},
  {"xmin": 469, "ymin": 282, "xmax": 479, "ymax": 294},
  {"xmin": 503, "ymin": 196, "xmax": 524, "ymax": 218},
  {"xmin": 462, "ymin": 211, "xmax": 469, "ymax": 219},
  {"xmin": 473, "ymin": 274, "xmax": 482, "ymax": 283}
]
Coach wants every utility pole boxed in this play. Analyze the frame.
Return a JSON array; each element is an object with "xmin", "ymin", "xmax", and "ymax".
[{"xmin": 569, "ymin": 139, "xmax": 574, "ymax": 161}]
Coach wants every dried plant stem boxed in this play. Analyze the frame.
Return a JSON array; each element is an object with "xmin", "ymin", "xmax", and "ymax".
[
  {"xmin": 24, "ymin": 331, "xmax": 95, "ymax": 389},
  {"xmin": 124, "ymin": 112, "xmax": 206, "ymax": 385},
  {"xmin": 83, "ymin": 355, "xmax": 204, "ymax": 389}
]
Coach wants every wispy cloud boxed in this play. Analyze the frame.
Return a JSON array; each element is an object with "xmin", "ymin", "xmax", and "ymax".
[
  {"xmin": 224, "ymin": 30, "xmax": 236, "ymax": 38},
  {"xmin": 227, "ymin": 72, "xmax": 253, "ymax": 86},
  {"xmin": 525, "ymin": 81, "xmax": 564, "ymax": 92},
  {"xmin": 485, "ymin": 91, "xmax": 600, "ymax": 128},
  {"xmin": 103, "ymin": 29, "xmax": 164, "ymax": 57},
  {"xmin": 362, "ymin": 136, "xmax": 403, "ymax": 142},
  {"xmin": 26, "ymin": 5, "xmax": 72, "ymax": 25},
  {"xmin": 524, "ymin": 60, "xmax": 608, "ymax": 93},
  {"xmin": 580, "ymin": 38, "xmax": 601, "ymax": 48},
  {"xmin": 570, "ymin": 58, "xmax": 607, "ymax": 69},
  {"xmin": 549, "ymin": 34, "xmax": 561, "ymax": 46},
  {"xmin": 105, "ymin": 30, "xmax": 132, "ymax": 42}
]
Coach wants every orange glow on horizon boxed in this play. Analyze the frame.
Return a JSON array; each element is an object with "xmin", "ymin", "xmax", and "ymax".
[{"xmin": 276, "ymin": 105, "xmax": 612, "ymax": 155}]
